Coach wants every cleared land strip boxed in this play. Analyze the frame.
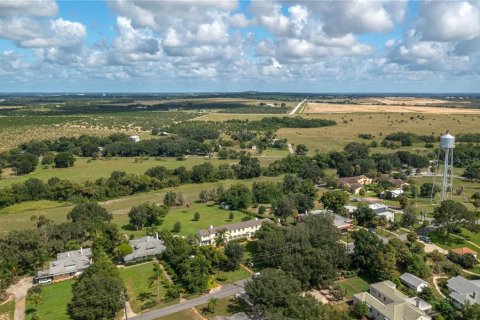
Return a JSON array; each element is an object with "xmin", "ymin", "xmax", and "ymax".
[{"xmin": 289, "ymin": 98, "xmax": 307, "ymax": 115}]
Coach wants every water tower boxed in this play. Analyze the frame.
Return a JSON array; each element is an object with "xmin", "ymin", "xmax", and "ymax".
[{"xmin": 432, "ymin": 132, "xmax": 455, "ymax": 201}]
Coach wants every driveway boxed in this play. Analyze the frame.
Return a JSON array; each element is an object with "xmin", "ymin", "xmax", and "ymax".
[
  {"xmin": 130, "ymin": 279, "xmax": 248, "ymax": 320},
  {"xmin": 6, "ymin": 277, "xmax": 33, "ymax": 320}
]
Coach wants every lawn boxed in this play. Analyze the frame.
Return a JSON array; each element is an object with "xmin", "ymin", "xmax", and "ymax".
[
  {"xmin": 119, "ymin": 261, "xmax": 174, "ymax": 313},
  {"xmin": 427, "ymin": 229, "xmax": 480, "ymax": 253},
  {"xmin": 196, "ymin": 295, "xmax": 250, "ymax": 320},
  {"xmin": 215, "ymin": 268, "xmax": 251, "ymax": 285},
  {"xmin": 25, "ymin": 280, "xmax": 74, "ymax": 320},
  {"xmin": 335, "ymin": 276, "xmax": 371, "ymax": 299},
  {"xmin": 0, "ymin": 175, "xmax": 283, "ymax": 236},
  {"xmin": 154, "ymin": 309, "xmax": 196, "ymax": 320},
  {"xmin": 0, "ymin": 300, "xmax": 15, "ymax": 320}
]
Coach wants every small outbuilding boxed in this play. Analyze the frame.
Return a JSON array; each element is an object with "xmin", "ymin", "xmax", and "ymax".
[{"xmin": 400, "ymin": 272, "xmax": 429, "ymax": 293}]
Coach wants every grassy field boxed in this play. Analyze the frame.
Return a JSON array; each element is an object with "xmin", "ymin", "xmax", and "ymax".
[
  {"xmin": 0, "ymin": 175, "xmax": 283, "ymax": 236},
  {"xmin": 0, "ymin": 300, "xmax": 14, "ymax": 320},
  {"xmin": 154, "ymin": 309, "xmax": 196, "ymax": 320},
  {"xmin": 215, "ymin": 268, "xmax": 251, "ymax": 285},
  {"xmin": 25, "ymin": 280, "xmax": 74, "ymax": 320},
  {"xmin": 196, "ymin": 295, "xmax": 249, "ymax": 319},
  {"xmin": 335, "ymin": 276, "xmax": 371, "ymax": 299},
  {"xmin": 119, "ymin": 261, "xmax": 174, "ymax": 313}
]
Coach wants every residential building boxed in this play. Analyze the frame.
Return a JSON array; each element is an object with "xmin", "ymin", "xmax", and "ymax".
[
  {"xmin": 197, "ymin": 218, "xmax": 272, "ymax": 246},
  {"xmin": 378, "ymin": 175, "xmax": 409, "ymax": 188},
  {"xmin": 299, "ymin": 210, "xmax": 353, "ymax": 232},
  {"xmin": 34, "ymin": 248, "xmax": 92, "ymax": 284},
  {"xmin": 339, "ymin": 175, "xmax": 373, "ymax": 194},
  {"xmin": 353, "ymin": 280, "xmax": 431, "ymax": 320},
  {"xmin": 381, "ymin": 188, "xmax": 405, "ymax": 199},
  {"xmin": 400, "ymin": 273, "xmax": 429, "ymax": 293},
  {"xmin": 123, "ymin": 235, "xmax": 166, "ymax": 263},
  {"xmin": 450, "ymin": 247, "xmax": 477, "ymax": 259},
  {"xmin": 446, "ymin": 275, "xmax": 480, "ymax": 307},
  {"xmin": 369, "ymin": 203, "xmax": 395, "ymax": 221}
]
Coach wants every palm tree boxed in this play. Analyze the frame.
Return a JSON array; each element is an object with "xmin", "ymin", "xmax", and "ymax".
[{"xmin": 150, "ymin": 262, "xmax": 163, "ymax": 299}]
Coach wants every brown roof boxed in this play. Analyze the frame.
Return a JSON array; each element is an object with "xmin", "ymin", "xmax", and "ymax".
[
  {"xmin": 451, "ymin": 247, "xmax": 477, "ymax": 256},
  {"xmin": 339, "ymin": 176, "xmax": 366, "ymax": 184}
]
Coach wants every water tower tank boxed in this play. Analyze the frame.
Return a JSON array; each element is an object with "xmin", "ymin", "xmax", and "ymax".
[{"xmin": 440, "ymin": 133, "xmax": 455, "ymax": 149}]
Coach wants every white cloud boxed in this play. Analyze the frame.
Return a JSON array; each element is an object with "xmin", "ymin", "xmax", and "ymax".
[
  {"xmin": 0, "ymin": 0, "xmax": 58, "ymax": 17},
  {"xmin": 229, "ymin": 13, "xmax": 252, "ymax": 28},
  {"xmin": 415, "ymin": 1, "xmax": 480, "ymax": 41}
]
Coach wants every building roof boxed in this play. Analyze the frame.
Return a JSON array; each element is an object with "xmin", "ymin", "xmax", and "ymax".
[
  {"xmin": 36, "ymin": 248, "xmax": 92, "ymax": 278},
  {"xmin": 124, "ymin": 236, "xmax": 166, "ymax": 262},
  {"xmin": 451, "ymin": 247, "xmax": 477, "ymax": 256},
  {"xmin": 406, "ymin": 297, "xmax": 432, "ymax": 312},
  {"xmin": 197, "ymin": 218, "xmax": 272, "ymax": 237},
  {"xmin": 400, "ymin": 273, "xmax": 429, "ymax": 288},
  {"xmin": 339, "ymin": 175, "xmax": 368, "ymax": 184},
  {"xmin": 354, "ymin": 281, "xmax": 430, "ymax": 320},
  {"xmin": 447, "ymin": 275, "xmax": 480, "ymax": 305},
  {"xmin": 344, "ymin": 205, "xmax": 357, "ymax": 213}
]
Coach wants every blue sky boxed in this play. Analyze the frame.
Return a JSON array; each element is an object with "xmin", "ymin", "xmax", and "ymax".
[{"xmin": 0, "ymin": 0, "xmax": 480, "ymax": 93}]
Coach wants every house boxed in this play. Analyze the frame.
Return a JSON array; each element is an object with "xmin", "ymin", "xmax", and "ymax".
[
  {"xmin": 353, "ymin": 280, "xmax": 431, "ymax": 320},
  {"xmin": 123, "ymin": 235, "xmax": 166, "ymax": 263},
  {"xmin": 344, "ymin": 205, "xmax": 357, "ymax": 214},
  {"xmin": 378, "ymin": 175, "xmax": 409, "ymax": 188},
  {"xmin": 130, "ymin": 135, "xmax": 140, "ymax": 143},
  {"xmin": 446, "ymin": 275, "xmax": 480, "ymax": 307},
  {"xmin": 401, "ymin": 272, "xmax": 429, "ymax": 293},
  {"xmin": 450, "ymin": 247, "xmax": 477, "ymax": 259},
  {"xmin": 369, "ymin": 203, "xmax": 395, "ymax": 222},
  {"xmin": 339, "ymin": 175, "xmax": 372, "ymax": 194},
  {"xmin": 197, "ymin": 218, "xmax": 272, "ymax": 246},
  {"xmin": 300, "ymin": 210, "xmax": 353, "ymax": 232},
  {"xmin": 381, "ymin": 188, "xmax": 405, "ymax": 199},
  {"xmin": 34, "ymin": 248, "xmax": 92, "ymax": 284}
]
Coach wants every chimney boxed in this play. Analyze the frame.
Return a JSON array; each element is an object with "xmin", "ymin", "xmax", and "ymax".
[
  {"xmin": 67, "ymin": 252, "xmax": 70, "ymax": 257},
  {"xmin": 80, "ymin": 247, "xmax": 83, "ymax": 255},
  {"xmin": 255, "ymin": 218, "xmax": 258, "ymax": 221},
  {"xmin": 415, "ymin": 298, "xmax": 420, "ymax": 308},
  {"xmin": 155, "ymin": 232, "xmax": 159, "ymax": 240}
]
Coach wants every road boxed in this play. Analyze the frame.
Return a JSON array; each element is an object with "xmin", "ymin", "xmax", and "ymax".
[
  {"xmin": 289, "ymin": 98, "xmax": 307, "ymax": 115},
  {"xmin": 6, "ymin": 277, "xmax": 33, "ymax": 320},
  {"xmin": 130, "ymin": 279, "xmax": 248, "ymax": 320}
]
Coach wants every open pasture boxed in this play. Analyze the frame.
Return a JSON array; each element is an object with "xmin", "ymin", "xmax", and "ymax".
[
  {"xmin": 277, "ymin": 112, "xmax": 480, "ymax": 153},
  {"xmin": 0, "ymin": 175, "xmax": 283, "ymax": 236},
  {"xmin": 304, "ymin": 102, "xmax": 480, "ymax": 114}
]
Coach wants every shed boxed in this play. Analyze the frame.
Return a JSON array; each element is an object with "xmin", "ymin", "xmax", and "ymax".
[{"xmin": 400, "ymin": 272, "xmax": 429, "ymax": 293}]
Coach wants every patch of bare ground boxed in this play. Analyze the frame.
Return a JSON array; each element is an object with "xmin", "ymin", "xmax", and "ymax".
[{"xmin": 305, "ymin": 102, "xmax": 480, "ymax": 114}]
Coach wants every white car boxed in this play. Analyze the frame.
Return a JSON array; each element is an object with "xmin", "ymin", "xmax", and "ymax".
[{"xmin": 38, "ymin": 278, "xmax": 52, "ymax": 285}]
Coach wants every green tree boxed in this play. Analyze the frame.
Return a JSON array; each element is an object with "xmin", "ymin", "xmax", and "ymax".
[
  {"xmin": 68, "ymin": 255, "xmax": 125, "ymax": 320},
  {"xmin": 233, "ymin": 154, "xmax": 262, "ymax": 179},
  {"xmin": 295, "ymin": 144, "xmax": 308, "ymax": 155},
  {"xmin": 54, "ymin": 152, "xmax": 76, "ymax": 168},
  {"xmin": 224, "ymin": 242, "xmax": 244, "ymax": 270},
  {"xmin": 207, "ymin": 297, "xmax": 218, "ymax": 314},
  {"xmin": 417, "ymin": 287, "xmax": 434, "ymax": 303},
  {"xmin": 433, "ymin": 200, "xmax": 476, "ymax": 237},
  {"xmin": 401, "ymin": 206, "xmax": 418, "ymax": 228},
  {"xmin": 352, "ymin": 301, "xmax": 369, "ymax": 319},
  {"xmin": 12, "ymin": 153, "xmax": 38, "ymax": 175},
  {"xmin": 128, "ymin": 202, "xmax": 168, "ymax": 230},
  {"xmin": 67, "ymin": 202, "xmax": 112, "ymax": 226},
  {"xmin": 172, "ymin": 221, "xmax": 182, "ymax": 233},
  {"xmin": 320, "ymin": 190, "xmax": 349, "ymax": 213},
  {"xmin": 407, "ymin": 231, "xmax": 418, "ymax": 243},
  {"xmin": 461, "ymin": 302, "xmax": 480, "ymax": 320},
  {"xmin": 420, "ymin": 182, "xmax": 440, "ymax": 197},
  {"xmin": 163, "ymin": 191, "xmax": 177, "ymax": 207},
  {"xmin": 194, "ymin": 212, "xmax": 200, "ymax": 221},
  {"xmin": 472, "ymin": 192, "xmax": 480, "ymax": 212},
  {"xmin": 352, "ymin": 204, "xmax": 376, "ymax": 226},
  {"xmin": 273, "ymin": 195, "xmax": 296, "ymax": 221},
  {"xmin": 219, "ymin": 184, "xmax": 253, "ymax": 210},
  {"xmin": 115, "ymin": 243, "xmax": 133, "ymax": 259},
  {"xmin": 463, "ymin": 161, "xmax": 480, "ymax": 181}
]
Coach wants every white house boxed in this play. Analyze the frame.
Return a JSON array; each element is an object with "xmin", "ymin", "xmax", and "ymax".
[
  {"xmin": 369, "ymin": 203, "xmax": 395, "ymax": 222},
  {"xmin": 401, "ymin": 272, "xmax": 429, "ymax": 293},
  {"xmin": 130, "ymin": 135, "xmax": 140, "ymax": 143},
  {"xmin": 353, "ymin": 280, "xmax": 431, "ymax": 320},
  {"xmin": 447, "ymin": 275, "xmax": 480, "ymax": 307},
  {"xmin": 197, "ymin": 218, "xmax": 272, "ymax": 246}
]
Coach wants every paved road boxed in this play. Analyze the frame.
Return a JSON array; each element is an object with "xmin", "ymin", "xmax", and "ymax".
[
  {"xmin": 289, "ymin": 98, "xmax": 307, "ymax": 115},
  {"xmin": 130, "ymin": 279, "xmax": 248, "ymax": 320}
]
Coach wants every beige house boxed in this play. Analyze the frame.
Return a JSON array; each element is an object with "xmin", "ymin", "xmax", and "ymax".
[
  {"xmin": 197, "ymin": 218, "xmax": 272, "ymax": 246},
  {"xmin": 353, "ymin": 281, "xmax": 431, "ymax": 320},
  {"xmin": 339, "ymin": 175, "xmax": 373, "ymax": 193}
]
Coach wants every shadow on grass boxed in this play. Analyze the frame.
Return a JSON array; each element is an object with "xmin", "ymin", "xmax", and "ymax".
[
  {"xmin": 121, "ymin": 224, "xmax": 136, "ymax": 231},
  {"xmin": 428, "ymin": 231, "xmax": 466, "ymax": 248}
]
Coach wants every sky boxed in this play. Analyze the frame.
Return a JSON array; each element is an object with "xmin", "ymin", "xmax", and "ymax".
[{"xmin": 0, "ymin": 0, "xmax": 480, "ymax": 93}]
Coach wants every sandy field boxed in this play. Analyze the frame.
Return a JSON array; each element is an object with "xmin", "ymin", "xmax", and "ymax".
[
  {"xmin": 304, "ymin": 103, "xmax": 480, "ymax": 114},
  {"xmin": 372, "ymin": 97, "xmax": 452, "ymax": 105}
]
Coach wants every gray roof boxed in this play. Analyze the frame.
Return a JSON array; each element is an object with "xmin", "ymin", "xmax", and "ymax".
[
  {"xmin": 197, "ymin": 218, "xmax": 272, "ymax": 237},
  {"xmin": 124, "ymin": 236, "xmax": 166, "ymax": 262},
  {"xmin": 36, "ymin": 248, "xmax": 92, "ymax": 278},
  {"xmin": 447, "ymin": 275, "xmax": 480, "ymax": 305},
  {"xmin": 400, "ymin": 273, "xmax": 429, "ymax": 288}
]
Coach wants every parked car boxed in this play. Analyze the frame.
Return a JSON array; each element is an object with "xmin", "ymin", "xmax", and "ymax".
[{"xmin": 419, "ymin": 236, "xmax": 430, "ymax": 243}]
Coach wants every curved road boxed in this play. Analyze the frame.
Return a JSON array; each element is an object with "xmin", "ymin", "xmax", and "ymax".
[{"xmin": 131, "ymin": 279, "xmax": 248, "ymax": 320}]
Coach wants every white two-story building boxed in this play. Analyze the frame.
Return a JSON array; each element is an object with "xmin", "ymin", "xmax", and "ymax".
[{"xmin": 197, "ymin": 218, "xmax": 272, "ymax": 246}]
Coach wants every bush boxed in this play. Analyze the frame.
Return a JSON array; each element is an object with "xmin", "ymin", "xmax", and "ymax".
[
  {"xmin": 173, "ymin": 221, "xmax": 182, "ymax": 233},
  {"xmin": 54, "ymin": 152, "xmax": 76, "ymax": 168}
]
